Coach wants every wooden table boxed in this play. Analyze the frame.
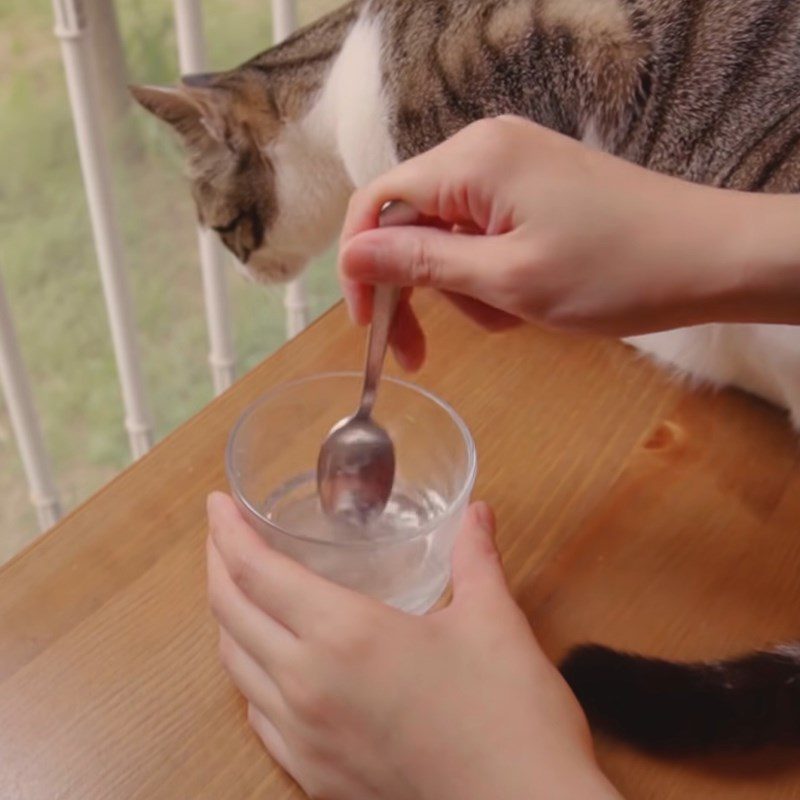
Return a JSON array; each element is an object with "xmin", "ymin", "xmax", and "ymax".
[{"xmin": 1, "ymin": 292, "xmax": 799, "ymax": 800}]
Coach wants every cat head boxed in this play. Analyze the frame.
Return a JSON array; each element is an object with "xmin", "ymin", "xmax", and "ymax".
[{"xmin": 130, "ymin": 72, "xmax": 349, "ymax": 283}]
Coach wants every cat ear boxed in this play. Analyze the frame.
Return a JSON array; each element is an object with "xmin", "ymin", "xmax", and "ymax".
[
  {"xmin": 180, "ymin": 72, "xmax": 220, "ymax": 88},
  {"xmin": 130, "ymin": 85, "xmax": 199, "ymax": 132},
  {"xmin": 129, "ymin": 84, "xmax": 228, "ymax": 144}
]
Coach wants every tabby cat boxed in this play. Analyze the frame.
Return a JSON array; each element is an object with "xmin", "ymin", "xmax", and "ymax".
[{"xmin": 133, "ymin": 0, "xmax": 800, "ymax": 754}]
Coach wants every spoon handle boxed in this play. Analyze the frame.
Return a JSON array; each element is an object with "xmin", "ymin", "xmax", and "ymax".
[{"xmin": 358, "ymin": 200, "xmax": 418, "ymax": 418}]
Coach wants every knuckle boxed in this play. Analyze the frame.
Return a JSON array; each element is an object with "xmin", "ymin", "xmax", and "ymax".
[
  {"xmin": 329, "ymin": 622, "xmax": 379, "ymax": 662},
  {"xmin": 226, "ymin": 550, "xmax": 257, "ymax": 595},
  {"xmin": 311, "ymin": 618, "xmax": 369, "ymax": 665},
  {"xmin": 463, "ymin": 117, "xmax": 522, "ymax": 175},
  {"xmin": 323, "ymin": 606, "xmax": 402, "ymax": 663},
  {"xmin": 495, "ymin": 113, "xmax": 529, "ymax": 130},
  {"xmin": 283, "ymin": 676, "xmax": 338, "ymax": 728},
  {"xmin": 466, "ymin": 116, "xmax": 502, "ymax": 143},
  {"xmin": 469, "ymin": 116, "xmax": 513, "ymax": 149},
  {"xmin": 408, "ymin": 236, "xmax": 442, "ymax": 287}
]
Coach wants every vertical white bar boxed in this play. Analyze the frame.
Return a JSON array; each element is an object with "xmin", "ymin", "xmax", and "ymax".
[
  {"xmin": 0, "ymin": 270, "xmax": 62, "ymax": 531},
  {"xmin": 272, "ymin": 0, "xmax": 310, "ymax": 338},
  {"xmin": 271, "ymin": 0, "xmax": 298, "ymax": 38},
  {"xmin": 52, "ymin": 0, "xmax": 153, "ymax": 459},
  {"xmin": 173, "ymin": 0, "xmax": 236, "ymax": 394}
]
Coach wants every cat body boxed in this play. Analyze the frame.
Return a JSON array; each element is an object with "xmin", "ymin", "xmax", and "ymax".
[
  {"xmin": 132, "ymin": 0, "xmax": 800, "ymax": 429},
  {"xmin": 133, "ymin": 0, "xmax": 800, "ymax": 753}
]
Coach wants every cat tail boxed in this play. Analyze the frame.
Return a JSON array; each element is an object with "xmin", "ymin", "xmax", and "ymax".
[{"xmin": 560, "ymin": 643, "xmax": 800, "ymax": 754}]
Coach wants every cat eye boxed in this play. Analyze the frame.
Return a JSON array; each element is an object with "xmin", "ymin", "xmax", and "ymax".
[{"xmin": 212, "ymin": 212, "xmax": 246, "ymax": 235}]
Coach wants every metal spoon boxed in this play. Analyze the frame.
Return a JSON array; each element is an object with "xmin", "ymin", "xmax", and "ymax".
[{"xmin": 317, "ymin": 200, "xmax": 418, "ymax": 525}]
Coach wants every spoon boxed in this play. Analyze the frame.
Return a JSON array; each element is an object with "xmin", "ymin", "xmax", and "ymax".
[{"xmin": 317, "ymin": 200, "xmax": 419, "ymax": 525}]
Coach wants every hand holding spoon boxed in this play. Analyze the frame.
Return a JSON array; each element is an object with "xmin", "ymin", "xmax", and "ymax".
[{"xmin": 316, "ymin": 200, "xmax": 418, "ymax": 525}]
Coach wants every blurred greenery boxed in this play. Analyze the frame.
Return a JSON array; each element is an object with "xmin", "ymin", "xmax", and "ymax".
[{"xmin": 0, "ymin": 0, "xmax": 342, "ymax": 562}]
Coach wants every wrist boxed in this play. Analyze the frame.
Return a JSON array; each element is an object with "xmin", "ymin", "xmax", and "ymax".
[
  {"xmin": 618, "ymin": 177, "xmax": 800, "ymax": 333},
  {"xmin": 691, "ymin": 189, "xmax": 800, "ymax": 326}
]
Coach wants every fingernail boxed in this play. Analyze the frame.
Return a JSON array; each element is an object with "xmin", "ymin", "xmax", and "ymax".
[{"xmin": 471, "ymin": 501, "xmax": 495, "ymax": 534}]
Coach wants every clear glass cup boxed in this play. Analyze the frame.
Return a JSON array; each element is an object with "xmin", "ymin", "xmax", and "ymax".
[{"xmin": 226, "ymin": 372, "xmax": 477, "ymax": 614}]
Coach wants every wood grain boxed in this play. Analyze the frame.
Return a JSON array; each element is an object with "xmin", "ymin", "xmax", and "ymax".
[{"xmin": 1, "ymin": 292, "xmax": 798, "ymax": 799}]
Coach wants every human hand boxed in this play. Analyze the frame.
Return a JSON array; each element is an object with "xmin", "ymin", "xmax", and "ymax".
[
  {"xmin": 207, "ymin": 492, "xmax": 621, "ymax": 800},
  {"xmin": 339, "ymin": 116, "xmax": 763, "ymax": 369}
]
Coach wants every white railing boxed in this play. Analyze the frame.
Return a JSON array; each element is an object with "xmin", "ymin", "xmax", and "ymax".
[
  {"xmin": 54, "ymin": 0, "xmax": 155, "ymax": 459},
  {"xmin": 173, "ymin": 0, "xmax": 237, "ymax": 395},
  {"xmin": 1, "ymin": 0, "xmax": 306, "ymax": 532},
  {"xmin": 0, "ymin": 275, "xmax": 62, "ymax": 530}
]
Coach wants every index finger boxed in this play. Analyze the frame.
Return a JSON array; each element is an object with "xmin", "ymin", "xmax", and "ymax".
[
  {"xmin": 339, "ymin": 126, "xmax": 488, "ymax": 247},
  {"xmin": 340, "ymin": 155, "xmax": 442, "ymax": 246}
]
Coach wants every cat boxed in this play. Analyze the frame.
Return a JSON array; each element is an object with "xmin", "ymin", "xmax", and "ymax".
[{"xmin": 132, "ymin": 0, "xmax": 800, "ymax": 754}]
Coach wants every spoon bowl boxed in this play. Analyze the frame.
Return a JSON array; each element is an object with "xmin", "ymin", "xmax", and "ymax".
[{"xmin": 317, "ymin": 413, "xmax": 395, "ymax": 525}]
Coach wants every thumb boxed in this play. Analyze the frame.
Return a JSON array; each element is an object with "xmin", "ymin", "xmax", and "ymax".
[
  {"xmin": 341, "ymin": 226, "xmax": 511, "ymax": 301},
  {"xmin": 451, "ymin": 502, "xmax": 510, "ymax": 606}
]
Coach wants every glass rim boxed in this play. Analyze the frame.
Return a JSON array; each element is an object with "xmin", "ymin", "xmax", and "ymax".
[{"xmin": 225, "ymin": 371, "xmax": 478, "ymax": 547}]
